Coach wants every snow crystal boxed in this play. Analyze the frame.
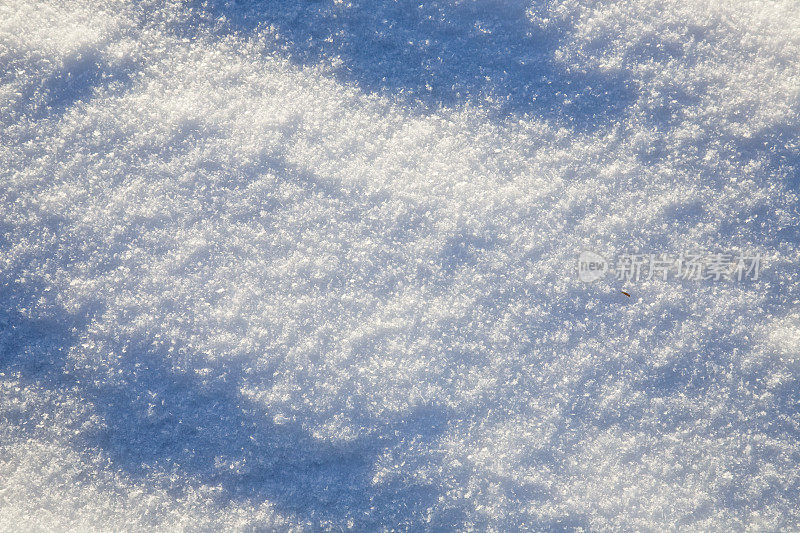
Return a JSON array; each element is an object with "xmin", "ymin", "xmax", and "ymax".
[{"xmin": 1, "ymin": 0, "xmax": 799, "ymax": 529}]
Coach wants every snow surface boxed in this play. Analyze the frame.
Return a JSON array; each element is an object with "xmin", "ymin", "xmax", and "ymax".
[{"xmin": 1, "ymin": 0, "xmax": 800, "ymax": 530}]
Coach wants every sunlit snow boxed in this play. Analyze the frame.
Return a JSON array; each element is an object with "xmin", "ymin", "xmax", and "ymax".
[{"xmin": 1, "ymin": 0, "xmax": 799, "ymax": 530}]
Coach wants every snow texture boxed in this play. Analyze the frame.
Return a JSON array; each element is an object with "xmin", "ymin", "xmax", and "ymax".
[{"xmin": 1, "ymin": 0, "xmax": 799, "ymax": 530}]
